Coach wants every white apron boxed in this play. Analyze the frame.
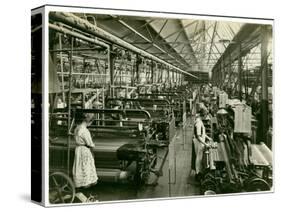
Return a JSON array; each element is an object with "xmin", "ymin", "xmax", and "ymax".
[
  {"xmin": 193, "ymin": 118, "xmax": 206, "ymax": 174},
  {"xmin": 72, "ymin": 124, "xmax": 98, "ymax": 188}
]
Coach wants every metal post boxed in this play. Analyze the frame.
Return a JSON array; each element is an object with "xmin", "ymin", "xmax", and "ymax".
[
  {"xmin": 219, "ymin": 65, "xmax": 222, "ymax": 89},
  {"xmin": 221, "ymin": 56, "xmax": 224, "ymax": 87},
  {"xmin": 109, "ymin": 45, "xmax": 114, "ymax": 87},
  {"xmin": 176, "ymin": 72, "xmax": 179, "ymax": 86},
  {"xmin": 159, "ymin": 65, "xmax": 163, "ymax": 83},
  {"xmin": 173, "ymin": 70, "xmax": 176, "ymax": 87},
  {"xmin": 151, "ymin": 60, "xmax": 154, "ymax": 84},
  {"xmin": 131, "ymin": 57, "xmax": 135, "ymax": 86},
  {"xmin": 214, "ymin": 68, "xmax": 217, "ymax": 86},
  {"xmin": 167, "ymin": 67, "xmax": 170, "ymax": 87},
  {"xmin": 136, "ymin": 54, "xmax": 140, "ymax": 85},
  {"xmin": 180, "ymin": 73, "xmax": 182, "ymax": 86},
  {"xmin": 173, "ymin": 69, "xmax": 175, "ymax": 87},
  {"xmin": 67, "ymin": 36, "xmax": 74, "ymax": 176},
  {"xmin": 168, "ymin": 169, "xmax": 171, "ymax": 197},
  {"xmin": 171, "ymin": 70, "xmax": 172, "ymax": 88},
  {"xmin": 109, "ymin": 46, "xmax": 114, "ymax": 86},
  {"xmin": 102, "ymin": 86, "xmax": 105, "ymax": 125},
  {"xmin": 177, "ymin": 72, "xmax": 179, "ymax": 87},
  {"xmin": 238, "ymin": 44, "xmax": 242, "ymax": 101},
  {"xmin": 215, "ymin": 68, "xmax": 220, "ymax": 87},
  {"xmin": 228, "ymin": 54, "xmax": 232, "ymax": 94},
  {"xmin": 246, "ymin": 66, "xmax": 249, "ymax": 101},
  {"xmin": 261, "ymin": 25, "xmax": 269, "ymax": 146},
  {"xmin": 155, "ymin": 63, "xmax": 158, "ymax": 84},
  {"xmin": 58, "ymin": 34, "xmax": 65, "ymax": 103}
]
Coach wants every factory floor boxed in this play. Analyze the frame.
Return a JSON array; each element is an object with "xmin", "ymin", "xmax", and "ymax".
[{"xmin": 76, "ymin": 116, "xmax": 200, "ymax": 203}]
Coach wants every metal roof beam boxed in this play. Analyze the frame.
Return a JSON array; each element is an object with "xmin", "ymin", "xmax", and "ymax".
[
  {"xmin": 207, "ymin": 22, "xmax": 217, "ymax": 65},
  {"xmin": 179, "ymin": 20, "xmax": 199, "ymax": 65},
  {"xmin": 49, "ymin": 12, "xmax": 198, "ymax": 78},
  {"xmin": 113, "ymin": 18, "xmax": 191, "ymax": 68},
  {"xmin": 148, "ymin": 20, "xmax": 198, "ymax": 68},
  {"xmin": 212, "ymin": 24, "xmax": 267, "ymax": 73},
  {"xmin": 120, "ymin": 19, "xmax": 154, "ymax": 39}
]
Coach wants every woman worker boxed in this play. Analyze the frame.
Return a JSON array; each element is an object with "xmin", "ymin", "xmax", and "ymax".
[
  {"xmin": 192, "ymin": 108, "xmax": 212, "ymax": 181},
  {"xmin": 72, "ymin": 113, "xmax": 98, "ymax": 189}
]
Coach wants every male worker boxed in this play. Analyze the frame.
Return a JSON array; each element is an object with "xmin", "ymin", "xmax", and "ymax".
[{"xmin": 192, "ymin": 108, "xmax": 212, "ymax": 181}]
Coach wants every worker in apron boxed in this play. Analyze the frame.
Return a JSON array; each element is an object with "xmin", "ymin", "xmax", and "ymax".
[
  {"xmin": 73, "ymin": 113, "xmax": 98, "ymax": 189},
  {"xmin": 192, "ymin": 108, "xmax": 212, "ymax": 181}
]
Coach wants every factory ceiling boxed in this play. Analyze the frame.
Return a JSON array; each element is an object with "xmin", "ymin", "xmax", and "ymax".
[
  {"xmin": 50, "ymin": 12, "xmax": 272, "ymax": 79},
  {"xmin": 82, "ymin": 13, "xmax": 246, "ymax": 73}
]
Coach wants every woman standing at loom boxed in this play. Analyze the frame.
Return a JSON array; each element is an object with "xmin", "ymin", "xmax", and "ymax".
[
  {"xmin": 192, "ymin": 108, "xmax": 212, "ymax": 181},
  {"xmin": 73, "ymin": 113, "xmax": 98, "ymax": 190}
]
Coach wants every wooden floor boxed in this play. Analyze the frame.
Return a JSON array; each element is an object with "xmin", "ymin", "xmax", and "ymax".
[{"xmin": 77, "ymin": 116, "xmax": 200, "ymax": 202}]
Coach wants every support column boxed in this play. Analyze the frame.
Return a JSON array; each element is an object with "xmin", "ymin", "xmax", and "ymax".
[
  {"xmin": 176, "ymin": 71, "xmax": 178, "ymax": 87},
  {"xmin": 220, "ymin": 65, "xmax": 222, "ymax": 87},
  {"xmin": 131, "ymin": 55, "xmax": 135, "ymax": 86},
  {"xmin": 216, "ymin": 68, "xmax": 219, "ymax": 87},
  {"xmin": 67, "ymin": 36, "xmax": 74, "ymax": 175},
  {"xmin": 246, "ymin": 66, "xmax": 249, "ymax": 100},
  {"xmin": 136, "ymin": 54, "xmax": 140, "ymax": 85},
  {"xmin": 260, "ymin": 25, "xmax": 269, "ymax": 146},
  {"xmin": 167, "ymin": 67, "xmax": 170, "ymax": 87},
  {"xmin": 175, "ymin": 70, "xmax": 178, "ymax": 87},
  {"xmin": 218, "ymin": 63, "xmax": 224, "ymax": 88},
  {"xmin": 151, "ymin": 60, "xmax": 154, "ymax": 84},
  {"xmin": 180, "ymin": 73, "xmax": 183, "ymax": 86},
  {"xmin": 227, "ymin": 54, "xmax": 232, "ymax": 93},
  {"xmin": 159, "ymin": 65, "xmax": 163, "ymax": 83},
  {"xmin": 58, "ymin": 34, "xmax": 66, "ymax": 103},
  {"xmin": 238, "ymin": 44, "xmax": 242, "ymax": 101},
  {"xmin": 213, "ymin": 68, "xmax": 218, "ymax": 85},
  {"xmin": 172, "ymin": 70, "xmax": 173, "ymax": 85},
  {"xmin": 109, "ymin": 45, "xmax": 114, "ymax": 86},
  {"xmin": 221, "ymin": 56, "xmax": 224, "ymax": 87}
]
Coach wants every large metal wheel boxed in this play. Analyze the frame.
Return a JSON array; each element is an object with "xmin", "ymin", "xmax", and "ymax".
[
  {"xmin": 139, "ymin": 158, "xmax": 151, "ymax": 184},
  {"xmin": 201, "ymin": 178, "xmax": 218, "ymax": 194},
  {"xmin": 49, "ymin": 172, "xmax": 76, "ymax": 204},
  {"xmin": 245, "ymin": 177, "xmax": 271, "ymax": 192},
  {"xmin": 135, "ymin": 157, "xmax": 151, "ymax": 186},
  {"xmin": 148, "ymin": 148, "xmax": 158, "ymax": 169}
]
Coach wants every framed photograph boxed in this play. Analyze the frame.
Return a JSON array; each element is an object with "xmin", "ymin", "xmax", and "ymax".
[{"xmin": 31, "ymin": 4, "xmax": 274, "ymax": 207}]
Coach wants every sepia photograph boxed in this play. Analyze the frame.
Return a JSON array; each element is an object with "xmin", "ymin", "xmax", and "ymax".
[{"xmin": 31, "ymin": 5, "xmax": 273, "ymax": 205}]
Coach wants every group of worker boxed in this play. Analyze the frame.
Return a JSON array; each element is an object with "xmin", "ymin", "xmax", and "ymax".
[{"xmin": 70, "ymin": 83, "xmax": 219, "ymax": 192}]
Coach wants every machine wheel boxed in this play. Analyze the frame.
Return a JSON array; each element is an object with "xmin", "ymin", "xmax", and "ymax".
[
  {"xmin": 140, "ymin": 158, "xmax": 151, "ymax": 184},
  {"xmin": 49, "ymin": 172, "xmax": 76, "ymax": 204},
  {"xmin": 201, "ymin": 178, "xmax": 217, "ymax": 194},
  {"xmin": 149, "ymin": 150, "xmax": 158, "ymax": 169},
  {"xmin": 135, "ymin": 158, "xmax": 150, "ymax": 186},
  {"xmin": 245, "ymin": 177, "xmax": 271, "ymax": 192}
]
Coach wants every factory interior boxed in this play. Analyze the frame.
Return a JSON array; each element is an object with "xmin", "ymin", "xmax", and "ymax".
[{"xmin": 32, "ymin": 11, "xmax": 273, "ymax": 204}]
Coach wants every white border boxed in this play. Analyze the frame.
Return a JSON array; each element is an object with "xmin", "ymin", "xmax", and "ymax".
[
  {"xmin": 43, "ymin": 7, "xmax": 49, "ymax": 207},
  {"xmin": 43, "ymin": 4, "xmax": 273, "ymax": 25},
  {"xmin": 31, "ymin": 7, "xmax": 45, "ymax": 207}
]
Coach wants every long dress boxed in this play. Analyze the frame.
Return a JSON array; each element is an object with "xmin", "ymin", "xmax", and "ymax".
[
  {"xmin": 72, "ymin": 124, "xmax": 98, "ymax": 188},
  {"xmin": 192, "ymin": 117, "xmax": 206, "ymax": 174}
]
